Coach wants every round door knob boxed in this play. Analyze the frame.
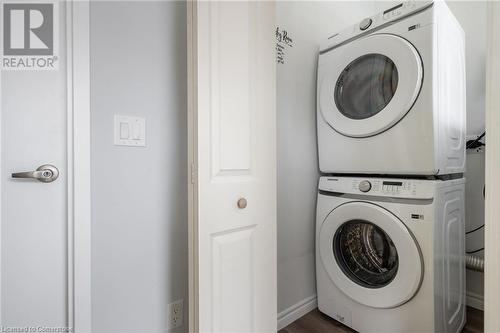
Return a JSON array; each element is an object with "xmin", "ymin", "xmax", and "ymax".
[
  {"xmin": 237, "ymin": 198, "xmax": 247, "ymax": 209},
  {"xmin": 359, "ymin": 180, "xmax": 372, "ymax": 193}
]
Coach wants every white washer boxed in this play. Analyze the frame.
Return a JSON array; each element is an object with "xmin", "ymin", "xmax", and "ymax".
[
  {"xmin": 317, "ymin": 1, "xmax": 466, "ymax": 176},
  {"xmin": 316, "ymin": 176, "xmax": 466, "ymax": 333}
]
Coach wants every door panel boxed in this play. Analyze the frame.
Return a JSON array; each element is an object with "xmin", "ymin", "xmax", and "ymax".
[
  {"xmin": 1, "ymin": 2, "xmax": 68, "ymax": 328},
  {"xmin": 212, "ymin": 226, "xmax": 256, "ymax": 332},
  {"xmin": 191, "ymin": 1, "xmax": 276, "ymax": 332},
  {"xmin": 213, "ymin": 2, "xmax": 252, "ymax": 174}
]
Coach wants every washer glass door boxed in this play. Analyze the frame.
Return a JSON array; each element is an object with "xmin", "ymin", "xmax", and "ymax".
[
  {"xmin": 334, "ymin": 220, "xmax": 399, "ymax": 288},
  {"xmin": 319, "ymin": 34, "xmax": 423, "ymax": 138},
  {"xmin": 319, "ymin": 202, "xmax": 423, "ymax": 308}
]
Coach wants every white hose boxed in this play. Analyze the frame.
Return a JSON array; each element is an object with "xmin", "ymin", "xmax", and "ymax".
[{"xmin": 466, "ymin": 254, "xmax": 484, "ymax": 272}]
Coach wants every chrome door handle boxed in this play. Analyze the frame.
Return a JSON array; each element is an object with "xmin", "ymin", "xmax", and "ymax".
[{"xmin": 12, "ymin": 164, "xmax": 59, "ymax": 183}]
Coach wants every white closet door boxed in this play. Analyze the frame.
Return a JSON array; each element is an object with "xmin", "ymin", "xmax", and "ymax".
[{"xmin": 188, "ymin": 1, "xmax": 277, "ymax": 332}]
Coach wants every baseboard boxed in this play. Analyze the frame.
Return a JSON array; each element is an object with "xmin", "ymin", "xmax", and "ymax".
[
  {"xmin": 276, "ymin": 292, "xmax": 482, "ymax": 329},
  {"xmin": 466, "ymin": 291, "xmax": 484, "ymax": 311},
  {"xmin": 277, "ymin": 295, "xmax": 317, "ymax": 330}
]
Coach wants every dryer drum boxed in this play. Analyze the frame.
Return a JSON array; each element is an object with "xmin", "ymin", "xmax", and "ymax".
[
  {"xmin": 333, "ymin": 220, "xmax": 399, "ymax": 288},
  {"xmin": 334, "ymin": 53, "xmax": 399, "ymax": 120}
]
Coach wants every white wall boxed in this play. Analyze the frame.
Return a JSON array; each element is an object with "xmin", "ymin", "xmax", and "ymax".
[
  {"xmin": 465, "ymin": 150, "xmax": 485, "ymax": 309},
  {"xmin": 447, "ymin": 1, "xmax": 487, "ymax": 137},
  {"xmin": 90, "ymin": 2, "xmax": 187, "ymax": 332},
  {"xmin": 276, "ymin": 1, "xmax": 380, "ymax": 316},
  {"xmin": 277, "ymin": 0, "xmax": 487, "ymax": 317}
]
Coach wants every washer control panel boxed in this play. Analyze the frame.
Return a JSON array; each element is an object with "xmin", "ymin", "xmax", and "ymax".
[
  {"xmin": 319, "ymin": 176, "xmax": 435, "ymax": 199},
  {"xmin": 359, "ymin": 18, "xmax": 372, "ymax": 30},
  {"xmin": 358, "ymin": 180, "xmax": 372, "ymax": 192}
]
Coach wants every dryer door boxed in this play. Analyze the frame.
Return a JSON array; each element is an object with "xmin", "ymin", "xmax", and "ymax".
[
  {"xmin": 319, "ymin": 34, "xmax": 423, "ymax": 138},
  {"xmin": 319, "ymin": 201, "xmax": 423, "ymax": 308}
]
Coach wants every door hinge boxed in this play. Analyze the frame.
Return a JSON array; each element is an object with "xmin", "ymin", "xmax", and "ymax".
[{"xmin": 190, "ymin": 163, "xmax": 196, "ymax": 184}]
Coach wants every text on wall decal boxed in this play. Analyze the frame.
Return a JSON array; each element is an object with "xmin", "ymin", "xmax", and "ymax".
[{"xmin": 276, "ymin": 27, "xmax": 293, "ymax": 64}]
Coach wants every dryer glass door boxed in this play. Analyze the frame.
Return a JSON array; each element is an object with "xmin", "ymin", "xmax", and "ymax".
[
  {"xmin": 319, "ymin": 34, "xmax": 423, "ymax": 138},
  {"xmin": 319, "ymin": 202, "xmax": 423, "ymax": 308},
  {"xmin": 335, "ymin": 54, "xmax": 398, "ymax": 120}
]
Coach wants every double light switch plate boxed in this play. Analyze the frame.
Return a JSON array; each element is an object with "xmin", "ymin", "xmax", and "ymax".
[{"xmin": 114, "ymin": 115, "xmax": 146, "ymax": 147}]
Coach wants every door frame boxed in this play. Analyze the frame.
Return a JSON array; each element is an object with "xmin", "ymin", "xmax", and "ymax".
[
  {"xmin": 66, "ymin": 1, "xmax": 91, "ymax": 331},
  {"xmin": 186, "ymin": 1, "xmax": 199, "ymax": 332},
  {"xmin": 484, "ymin": 2, "xmax": 500, "ymax": 331}
]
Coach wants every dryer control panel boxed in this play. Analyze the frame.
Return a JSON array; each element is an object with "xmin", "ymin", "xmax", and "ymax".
[
  {"xmin": 318, "ymin": 176, "xmax": 435, "ymax": 200},
  {"xmin": 319, "ymin": 0, "xmax": 433, "ymax": 53},
  {"xmin": 381, "ymin": 2, "xmax": 419, "ymax": 22}
]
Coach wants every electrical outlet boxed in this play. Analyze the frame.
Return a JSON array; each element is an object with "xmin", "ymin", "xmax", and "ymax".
[{"xmin": 168, "ymin": 299, "xmax": 183, "ymax": 330}]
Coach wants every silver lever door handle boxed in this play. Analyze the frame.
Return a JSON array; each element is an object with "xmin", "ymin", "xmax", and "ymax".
[{"xmin": 12, "ymin": 164, "xmax": 59, "ymax": 183}]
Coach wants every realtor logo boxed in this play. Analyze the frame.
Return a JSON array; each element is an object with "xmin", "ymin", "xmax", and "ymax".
[
  {"xmin": 1, "ymin": 2, "xmax": 59, "ymax": 70},
  {"xmin": 4, "ymin": 3, "xmax": 53, "ymax": 55}
]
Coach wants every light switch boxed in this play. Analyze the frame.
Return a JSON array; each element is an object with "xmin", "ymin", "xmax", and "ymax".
[
  {"xmin": 132, "ymin": 121, "xmax": 141, "ymax": 140},
  {"xmin": 114, "ymin": 115, "xmax": 146, "ymax": 147},
  {"xmin": 120, "ymin": 122, "xmax": 130, "ymax": 139}
]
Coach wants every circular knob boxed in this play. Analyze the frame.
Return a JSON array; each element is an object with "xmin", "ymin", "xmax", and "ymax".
[
  {"xmin": 359, "ymin": 180, "xmax": 372, "ymax": 193},
  {"xmin": 359, "ymin": 18, "xmax": 372, "ymax": 30},
  {"xmin": 237, "ymin": 198, "xmax": 247, "ymax": 209}
]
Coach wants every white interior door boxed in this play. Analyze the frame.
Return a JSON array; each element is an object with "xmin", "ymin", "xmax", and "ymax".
[
  {"xmin": 188, "ymin": 1, "xmax": 277, "ymax": 332},
  {"xmin": 0, "ymin": 2, "xmax": 90, "ymax": 331},
  {"xmin": 1, "ymin": 1, "xmax": 68, "ymax": 330}
]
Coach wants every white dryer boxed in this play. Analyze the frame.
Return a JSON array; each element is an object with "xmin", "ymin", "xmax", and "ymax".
[
  {"xmin": 316, "ymin": 176, "xmax": 466, "ymax": 333},
  {"xmin": 317, "ymin": 1, "xmax": 466, "ymax": 176}
]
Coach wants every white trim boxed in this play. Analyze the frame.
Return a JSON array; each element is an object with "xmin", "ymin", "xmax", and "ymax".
[
  {"xmin": 67, "ymin": 1, "xmax": 91, "ymax": 332},
  {"xmin": 277, "ymin": 295, "xmax": 318, "ymax": 330},
  {"xmin": 66, "ymin": 2, "xmax": 74, "ymax": 328},
  {"xmin": 187, "ymin": 2, "xmax": 199, "ymax": 332},
  {"xmin": 484, "ymin": 2, "xmax": 500, "ymax": 331},
  {"xmin": 0, "ymin": 4, "xmax": 3, "ymax": 326},
  {"xmin": 466, "ymin": 291, "xmax": 484, "ymax": 311}
]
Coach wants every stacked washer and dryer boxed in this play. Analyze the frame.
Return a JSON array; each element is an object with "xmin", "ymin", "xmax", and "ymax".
[{"xmin": 315, "ymin": 1, "xmax": 466, "ymax": 333}]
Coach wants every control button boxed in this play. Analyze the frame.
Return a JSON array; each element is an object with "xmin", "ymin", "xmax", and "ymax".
[
  {"xmin": 359, "ymin": 18, "xmax": 372, "ymax": 31},
  {"xmin": 359, "ymin": 180, "xmax": 372, "ymax": 193}
]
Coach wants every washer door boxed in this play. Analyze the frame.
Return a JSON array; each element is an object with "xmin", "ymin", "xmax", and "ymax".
[
  {"xmin": 319, "ymin": 34, "xmax": 423, "ymax": 137},
  {"xmin": 319, "ymin": 202, "xmax": 423, "ymax": 308}
]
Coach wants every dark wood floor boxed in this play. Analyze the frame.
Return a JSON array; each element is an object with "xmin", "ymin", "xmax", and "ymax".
[
  {"xmin": 279, "ymin": 307, "xmax": 483, "ymax": 333},
  {"xmin": 463, "ymin": 307, "xmax": 484, "ymax": 333}
]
